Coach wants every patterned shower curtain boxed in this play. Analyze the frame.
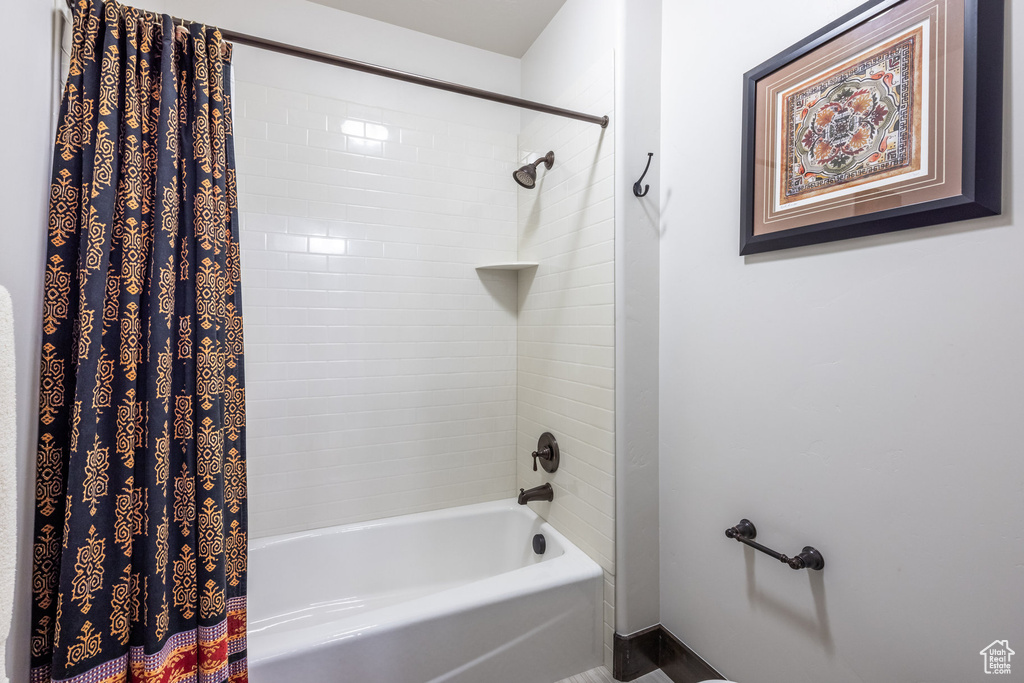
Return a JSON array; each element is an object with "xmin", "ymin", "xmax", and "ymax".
[{"xmin": 30, "ymin": 0, "xmax": 247, "ymax": 681}]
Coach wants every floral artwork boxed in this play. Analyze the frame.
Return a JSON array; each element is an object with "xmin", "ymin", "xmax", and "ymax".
[
  {"xmin": 741, "ymin": 0, "xmax": 1003, "ymax": 255},
  {"xmin": 779, "ymin": 26, "xmax": 923, "ymax": 207}
]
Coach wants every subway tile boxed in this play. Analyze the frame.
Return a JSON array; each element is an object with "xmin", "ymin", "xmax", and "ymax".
[
  {"xmin": 308, "ymin": 237, "xmax": 347, "ymax": 255},
  {"xmin": 246, "ymin": 139, "xmax": 289, "ymax": 161},
  {"xmin": 267, "ymin": 87, "xmax": 307, "ymax": 110},
  {"xmin": 308, "ymin": 202, "xmax": 348, "ymax": 221},
  {"xmin": 308, "ymin": 129, "xmax": 347, "ymax": 152},
  {"xmin": 267, "ymin": 197, "xmax": 308, "ymax": 217},
  {"xmin": 347, "ymin": 103, "xmax": 383, "ymax": 123},
  {"xmin": 286, "ymin": 217, "xmax": 331, "ymax": 237},
  {"xmin": 236, "ymin": 118, "xmax": 268, "ymax": 140},
  {"xmin": 399, "ymin": 128, "xmax": 433, "ymax": 147},
  {"xmin": 233, "ymin": 81, "xmax": 267, "ymax": 104},
  {"xmin": 267, "ymin": 123, "xmax": 308, "ymax": 146},
  {"xmin": 364, "ymin": 123, "xmax": 390, "ymax": 141},
  {"xmin": 287, "ymin": 253, "xmax": 328, "ymax": 272},
  {"xmin": 347, "ymin": 138, "xmax": 383, "ymax": 158},
  {"xmin": 339, "ymin": 119, "xmax": 364, "ymax": 137},
  {"xmin": 287, "ymin": 181, "xmax": 330, "ymax": 202},
  {"xmin": 313, "ymin": 98, "xmax": 348, "ymax": 117},
  {"xmin": 246, "ymin": 101, "xmax": 288, "ymax": 125},
  {"xmin": 288, "ymin": 108, "xmax": 328, "ymax": 131},
  {"xmin": 288, "ymin": 144, "xmax": 329, "ymax": 167},
  {"xmin": 240, "ymin": 249, "xmax": 289, "ymax": 271},
  {"xmin": 266, "ymin": 160, "xmax": 309, "ymax": 182}
]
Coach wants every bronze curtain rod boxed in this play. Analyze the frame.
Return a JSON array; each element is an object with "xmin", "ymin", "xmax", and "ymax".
[{"xmin": 63, "ymin": 0, "xmax": 610, "ymax": 128}]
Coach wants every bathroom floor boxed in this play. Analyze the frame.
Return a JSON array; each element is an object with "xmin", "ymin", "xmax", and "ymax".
[{"xmin": 557, "ymin": 667, "xmax": 674, "ymax": 683}]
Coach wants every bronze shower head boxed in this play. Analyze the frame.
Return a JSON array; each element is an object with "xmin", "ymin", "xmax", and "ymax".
[{"xmin": 513, "ymin": 151, "xmax": 555, "ymax": 189}]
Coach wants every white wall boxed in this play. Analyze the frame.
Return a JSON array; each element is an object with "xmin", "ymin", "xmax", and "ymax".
[
  {"xmin": 518, "ymin": 0, "xmax": 618, "ymax": 668},
  {"xmin": 613, "ymin": 0, "xmax": 661, "ymax": 638},
  {"xmin": 231, "ymin": 45, "xmax": 521, "ymax": 536},
  {"xmin": 0, "ymin": 2, "xmax": 61, "ymax": 681},
  {"xmin": 519, "ymin": 0, "xmax": 616, "ymax": 111},
  {"xmin": 660, "ymin": 2, "xmax": 1024, "ymax": 682},
  {"xmin": 132, "ymin": 0, "xmax": 520, "ymax": 96}
]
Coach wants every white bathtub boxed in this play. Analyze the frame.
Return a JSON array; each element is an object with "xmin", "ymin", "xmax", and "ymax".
[{"xmin": 247, "ymin": 499, "xmax": 604, "ymax": 683}]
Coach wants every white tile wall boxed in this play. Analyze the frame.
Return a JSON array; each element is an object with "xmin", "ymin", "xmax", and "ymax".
[
  {"xmin": 232, "ymin": 47, "xmax": 521, "ymax": 538},
  {"xmin": 515, "ymin": 56, "xmax": 616, "ymax": 668}
]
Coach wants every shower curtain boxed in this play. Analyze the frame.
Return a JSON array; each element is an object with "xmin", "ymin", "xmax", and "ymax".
[{"xmin": 30, "ymin": 1, "xmax": 247, "ymax": 681}]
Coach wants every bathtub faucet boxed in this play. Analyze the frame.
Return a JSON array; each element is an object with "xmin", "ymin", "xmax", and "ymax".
[{"xmin": 518, "ymin": 483, "xmax": 553, "ymax": 504}]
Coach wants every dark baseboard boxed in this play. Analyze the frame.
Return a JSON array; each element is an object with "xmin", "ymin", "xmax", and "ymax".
[
  {"xmin": 612, "ymin": 625, "xmax": 724, "ymax": 683},
  {"xmin": 658, "ymin": 627, "xmax": 724, "ymax": 683},
  {"xmin": 613, "ymin": 625, "xmax": 661, "ymax": 680}
]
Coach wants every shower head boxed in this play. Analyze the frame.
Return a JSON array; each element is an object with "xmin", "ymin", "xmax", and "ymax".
[{"xmin": 513, "ymin": 151, "xmax": 555, "ymax": 189}]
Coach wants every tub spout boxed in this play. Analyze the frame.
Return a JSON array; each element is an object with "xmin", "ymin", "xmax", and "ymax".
[{"xmin": 518, "ymin": 483, "xmax": 553, "ymax": 504}]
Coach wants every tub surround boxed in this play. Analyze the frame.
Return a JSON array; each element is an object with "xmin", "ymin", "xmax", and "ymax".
[
  {"xmin": 516, "ymin": 46, "xmax": 617, "ymax": 668},
  {"xmin": 230, "ymin": 44, "xmax": 521, "ymax": 538}
]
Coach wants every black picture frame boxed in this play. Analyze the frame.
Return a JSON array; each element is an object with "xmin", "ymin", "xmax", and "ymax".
[{"xmin": 739, "ymin": 0, "xmax": 1004, "ymax": 256}]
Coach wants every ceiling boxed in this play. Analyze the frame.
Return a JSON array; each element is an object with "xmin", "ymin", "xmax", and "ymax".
[{"xmin": 306, "ymin": 0, "xmax": 568, "ymax": 58}]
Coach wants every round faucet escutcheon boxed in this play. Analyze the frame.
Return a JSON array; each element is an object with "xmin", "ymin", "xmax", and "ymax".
[{"xmin": 531, "ymin": 432, "xmax": 559, "ymax": 473}]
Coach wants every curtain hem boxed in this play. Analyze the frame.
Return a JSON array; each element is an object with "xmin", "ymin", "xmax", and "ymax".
[{"xmin": 29, "ymin": 597, "xmax": 246, "ymax": 683}]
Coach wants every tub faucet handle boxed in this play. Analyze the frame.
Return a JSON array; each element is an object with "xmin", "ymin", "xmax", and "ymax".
[
  {"xmin": 531, "ymin": 447, "xmax": 551, "ymax": 471},
  {"xmin": 531, "ymin": 432, "xmax": 560, "ymax": 473}
]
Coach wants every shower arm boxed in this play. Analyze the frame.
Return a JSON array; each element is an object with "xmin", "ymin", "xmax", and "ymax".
[{"xmin": 63, "ymin": 0, "xmax": 609, "ymax": 129}]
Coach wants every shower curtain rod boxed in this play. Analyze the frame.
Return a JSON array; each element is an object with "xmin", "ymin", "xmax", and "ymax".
[{"xmin": 64, "ymin": 0, "xmax": 609, "ymax": 128}]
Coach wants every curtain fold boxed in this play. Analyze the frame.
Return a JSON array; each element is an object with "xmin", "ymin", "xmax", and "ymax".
[{"xmin": 31, "ymin": 1, "xmax": 247, "ymax": 681}]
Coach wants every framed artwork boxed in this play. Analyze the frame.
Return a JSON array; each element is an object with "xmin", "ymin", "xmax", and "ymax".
[{"xmin": 739, "ymin": 0, "xmax": 1004, "ymax": 255}]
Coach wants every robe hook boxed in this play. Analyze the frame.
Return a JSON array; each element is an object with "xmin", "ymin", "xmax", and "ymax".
[{"xmin": 633, "ymin": 152, "xmax": 653, "ymax": 197}]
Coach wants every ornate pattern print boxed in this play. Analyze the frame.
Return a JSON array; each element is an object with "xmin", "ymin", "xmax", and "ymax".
[
  {"xmin": 224, "ymin": 448, "xmax": 245, "ymax": 516},
  {"xmin": 43, "ymin": 257, "xmax": 72, "ymax": 336},
  {"xmin": 70, "ymin": 526, "xmax": 105, "ymax": 614},
  {"xmin": 56, "ymin": 86, "xmax": 95, "ymax": 163},
  {"xmin": 225, "ymin": 520, "xmax": 246, "ymax": 588},
  {"xmin": 174, "ymin": 395, "xmax": 193, "ymax": 441},
  {"xmin": 35, "ymin": 435, "xmax": 64, "ymax": 517},
  {"xmin": 197, "ymin": 418, "xmax": 223, "ymax": 492},
  {"xmin": 115, "ymin": 389, "xmax": 138, "ymax": 469},
  {"xmin": 38, "ymin": 343, "xmax": 65, "ymax": 427},
  {"xmin": 173, "ymin": 463, "xmax": 195, "ymax": 537},
  {"xmin": 198, "ymin": 498, "xmax": 224, "ymax": 574},
  {"xmin": 779, "ymin": 23, "xmax": 925, "ymax": 207},
  {"xmin": 109, "ymin": 566, "xmax": 133, "ymax": 645},
  {"xmin": 30, "ymin": 1, "xmax": 247, "ymax": 682},
  {"xmin": 66, "ymin": 622, "xmax": 102, "ymax": 668},
  {"xmin": 32, "ymin": 525, "xmax": 60, "ymax": 611},
  {"xmin": 113, "ymin": 483, "xmax": 135, "ymax": 556},
  {"xmin": 172, "ymin": 546, "xmax": 197, "ymax": 620},
  {"xmin": 31, "ymin": 617, "xmax": 52, "ymax": 659}
]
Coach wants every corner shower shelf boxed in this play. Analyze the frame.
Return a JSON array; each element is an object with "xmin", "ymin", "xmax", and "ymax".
[{"xmin": 475, "ymin": 262, "xmax": 539, "ymax": 271}]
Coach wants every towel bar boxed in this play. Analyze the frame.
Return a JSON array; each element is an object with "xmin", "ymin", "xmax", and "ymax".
[{"xmin": 725, "ymin": 519, "xmax": 824, "ymax": 571}]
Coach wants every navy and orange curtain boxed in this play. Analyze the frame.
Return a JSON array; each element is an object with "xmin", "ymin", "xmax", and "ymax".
[{"xmin": 30, "ymin": 0, "xmax": 247, "ymax": 681}]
